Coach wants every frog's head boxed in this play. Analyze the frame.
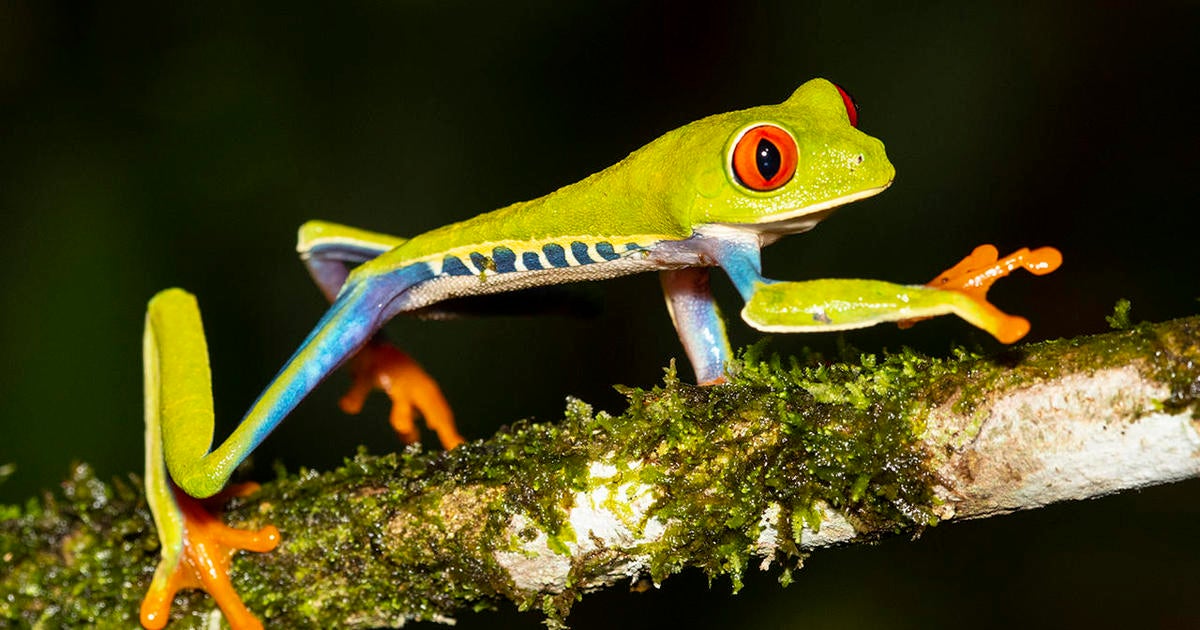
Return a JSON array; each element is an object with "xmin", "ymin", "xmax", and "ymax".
[{"xmin": 683, "ymin": 78, "xmax": 895, "ymax": 237}]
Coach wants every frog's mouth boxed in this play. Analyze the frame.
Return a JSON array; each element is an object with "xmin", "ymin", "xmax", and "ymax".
[{"xmin": 728, "ymin": 181, "xmax": 893, "ymax": 240}]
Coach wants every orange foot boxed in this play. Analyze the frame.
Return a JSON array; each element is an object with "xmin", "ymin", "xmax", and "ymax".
[
  {"xmin": 340, "ymin": 342, "xmax": 465, "ymax": 449},
  {"xmin": 900, "ymin": 244, "xmax": 1063, "ymax": 343},
  {"xmin": 140, "ymin": 483, "xmax": 280, "ymax": 630}
]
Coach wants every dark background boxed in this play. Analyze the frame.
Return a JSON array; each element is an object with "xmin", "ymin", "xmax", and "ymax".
[{"xmin": 2, "ymin": 2, "xmax": 1198, "ymax": 628}]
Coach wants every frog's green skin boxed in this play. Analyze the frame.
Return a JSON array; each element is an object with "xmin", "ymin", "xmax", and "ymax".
[{"xmin": 140, "ymin": 79, "xmax": 1032, "ymax": 628}]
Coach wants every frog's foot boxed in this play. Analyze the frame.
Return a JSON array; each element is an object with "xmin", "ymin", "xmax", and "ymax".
[
  {"xmin": 899, "ymin": 244, "xmax": 1062, "ymax": 343},
  {"xmin": 339, "ymin": 341, "xmax": 465, "ymax": 449},
  {"xmin": 140, "ymin": 485, "xmax": 280, "ymax": 630}
]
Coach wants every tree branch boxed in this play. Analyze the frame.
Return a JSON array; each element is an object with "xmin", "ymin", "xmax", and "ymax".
[{"xmin": 3, "ymin": 316, "xmax": 1198, "ymax": 628}]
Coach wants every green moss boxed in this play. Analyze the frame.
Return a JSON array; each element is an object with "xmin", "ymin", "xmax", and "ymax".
[
  {"xmin": 541, "ymin": 347, "xmax": 945, "ymax": 599},
  {"xmin": 0, "ymin": 462, "xmax": 155, "ymax": 628},
  {"xmin": 1106, "ymin": 299, "xmax": 1133, "ymax": 330},
  {"xmin": 258, "ymin": 346, "xmax": 945, "ymax": 623},
  {"xmin": 1146, "ymin": 317, "xmax": 1200, "ymax": 416},
  {"xmin": 6, "ymin": 317, "xmax": 1195, "ymax": 627}
]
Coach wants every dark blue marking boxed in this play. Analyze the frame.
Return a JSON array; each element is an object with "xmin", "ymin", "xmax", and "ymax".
[
  {"xmin": 570, "ymin": 241, "xmax": 595, "ymax": 265},
  {"xmin": 594, "ymin": 242, "xmax": 620, "ymax": 261},
  {"xmin": 469, "ymin": 252, "xmax": 489, "ymax": 273},
  {"xmin": 522, "ymin": 252, "xmax": 544, "ymax": 270},
  {"xmin": 441, "ymin": 256, "xmax": 472, "ymax": 276},
  {"xmin": 491, "ymin": 246, "xmax": 517, "ymax": 273},
  {"xmin": 382, "ymin": 263, "xmax": 439, "ymax": 317},
  {"xmin": 308, "ymin": 243, "xmax": 388, "ymax": 264},
  {"xmin": 623, "ymin": 243, "xmax": 641, "ymax": 252},
  {"xmin": 543, "ymin": 243, "xmax": 569, "ymax": 268}
]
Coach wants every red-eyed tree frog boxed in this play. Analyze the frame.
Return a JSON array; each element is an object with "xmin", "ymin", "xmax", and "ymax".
[{"xmin": 138, "ymin": 78, "xmax": 1060, "ymax": 629}]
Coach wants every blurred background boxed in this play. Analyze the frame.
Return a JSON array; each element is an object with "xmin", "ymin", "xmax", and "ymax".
[{"xmin": 1, "ymin": 1, "xmax": 1198, "ymax": 628}]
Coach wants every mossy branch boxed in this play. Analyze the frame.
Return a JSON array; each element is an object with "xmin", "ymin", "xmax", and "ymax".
[{"xmin": 3, "ymin": 316, "xmax": 1199, "ymax": 628}]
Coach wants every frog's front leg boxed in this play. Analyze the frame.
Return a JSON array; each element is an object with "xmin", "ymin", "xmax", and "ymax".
[
  {"xmin": 660, "ymin": 267, "xmax": 733, "ymax": 384},
  {"xmin": 702, "ymin": 228, "xmax": 1061, "ymax": 344},
  {"xmin": 298, "ymin": 220, "xmax": 462, "ymax": 449},
  {"xmin": 744, "ymin": 245, "xmax": 1060, "ymax": 342}
]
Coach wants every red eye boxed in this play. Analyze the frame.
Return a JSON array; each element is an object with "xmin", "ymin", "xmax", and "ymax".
[
  {"xmin": 731, "ymin": 124, "xmax": 798, "ymax": 192},
  {"xmin": 833, "ymin": 83, "xmax": 859, "ymax": 128}
]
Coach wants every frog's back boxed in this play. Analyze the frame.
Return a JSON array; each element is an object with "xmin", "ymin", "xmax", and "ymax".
[{"xmin": 369, "ymin": 131, "xmax": 697, "ymax": 274}]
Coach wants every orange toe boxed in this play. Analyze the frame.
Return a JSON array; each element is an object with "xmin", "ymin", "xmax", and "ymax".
[
  {"xmin": 926, "ymin": 244, "xmax": 1063, "ymax": 297},
  {"xmin": 901, "ymin": 244, "xmax": 1062, "ymax": 343},
  {"xmin": 405, "ymin": 374, "xmax": 463, "ymax": 449},
  {"xmin": 140, "ymin": 577, "xmax": 178, "ymax": 630},
  {"xmin": 338, "ymin": 371, "xmax": 374, "ymax": 415},
  {"xmin": 343, "ymin": 342, "xmax": 464, "ymax": 449},
  {"xmin": 141, "ymin": 486, "xmax": 280, "ymax": 630}
]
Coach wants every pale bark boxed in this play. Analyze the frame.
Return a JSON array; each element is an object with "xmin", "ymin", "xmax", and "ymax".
[{"xmin": 3, "ymin": 316, "xmax": 1197, "ymax": 628}]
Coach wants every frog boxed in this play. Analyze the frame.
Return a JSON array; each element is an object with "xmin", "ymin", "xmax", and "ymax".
[{"xmin": 138, "ymin": 78, "xmax": 1060, "ymax": 628}]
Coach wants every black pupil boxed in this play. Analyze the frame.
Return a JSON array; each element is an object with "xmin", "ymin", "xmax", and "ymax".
[{"xmin": 756, "ymin": 138, "xmax": 781, "ymax": 180}]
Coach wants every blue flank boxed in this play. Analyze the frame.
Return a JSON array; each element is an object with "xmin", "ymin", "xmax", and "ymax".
[
  {"xmin": 442, "ymin": 255, "xmax": 472, "ymax": 276},
  {"xmin": 570, "ymin": 241, "xmax": 594, "ymax": 264},
  {"xmin": 469, "ymin": 252, "xmax": 489, "ymax": 273},
  {"xmin": 492, "ymin": 246, "xmax": 517, "ymax": 273},
  {"xmin": 522, "ymin": 252, "xmax": 544, "ymax": 270},
  {"xmin": 595, "ymin": 242, "xmax": 621, "ymax": 261},
  {"xmin": 542, "ymin": 243, "xmax": 569, "ymax": 268},
  {"xmin": 441, "ymin": 240, "xmax": 642, "ymax": 278}
]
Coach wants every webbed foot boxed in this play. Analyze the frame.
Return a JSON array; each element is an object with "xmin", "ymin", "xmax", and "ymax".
[
  {"xmin": 899, "ymin": 244, "xmax": 1062, "ymax": 343},
  {"xmin": 340, "ymin": 341, "xmax": 465, "ymax": 449},
  {"xmin": 140, "ymin": 483, "xmax": 280, "ymax": 630}
]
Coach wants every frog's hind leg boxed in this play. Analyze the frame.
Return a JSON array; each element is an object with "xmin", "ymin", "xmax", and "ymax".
[
  {"xmin": 139, "ymin": 485, "xmax": 280, "ymax": 630},
  {"xmin": 141, "ymin": 291, "xmax": 279, "ymax": 630},
  {"xmin": 297, "ymin": 220, "xmax": 408, "ymax": 301},
  {"xmin": 296, "ymin": 220, "xmax": 463, "ymax": 449}
]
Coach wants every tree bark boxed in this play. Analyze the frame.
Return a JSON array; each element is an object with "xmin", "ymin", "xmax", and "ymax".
[{"xmin": 3, "ymin": 316, "xmax": 1197, "ymax": 628}]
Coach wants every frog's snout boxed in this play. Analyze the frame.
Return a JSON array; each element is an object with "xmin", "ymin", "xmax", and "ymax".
[{"xmin": 861, "ymin": 136, "xmax": 895, "ymax": 187}]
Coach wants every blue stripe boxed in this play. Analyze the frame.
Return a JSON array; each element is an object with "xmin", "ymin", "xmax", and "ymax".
[
  {"xmin": 522, "ymin": 252, "xmax": 543, "ymax": 270},
  {"xmin": 710, "ymin": 239, "xmax": 765, "ymax": 302},
  {"xmin": 624, "ymin": 243, "xmax": 641, "ymax": 252},
  {"xmin": 248, "ymin": 262, "xmax": 437, "ymax": 455},
  {"xmin": 492, "ymin": 246, "xmax": 517, "ymax": 273},
  {"xmin": 543, "ymin": 243, "xmax": 569, "ymax": 268},
  {"xmin": 570, "ymin": 241, "xmax": 594, "ymax": 265},
  {"xmin": 442, "ymin": 256, "xmax": 472, "ymax": 276},
  {"xmin": 595, "ymin": 242, "xmax": 620, "ymax": 261},
  {"xmin": 469, "ymin": 252, "xmax": 489, "ymax": 273},
  {"xmin": 308, "ymin": 243, "xmax": 388, "ymax": 263}
]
